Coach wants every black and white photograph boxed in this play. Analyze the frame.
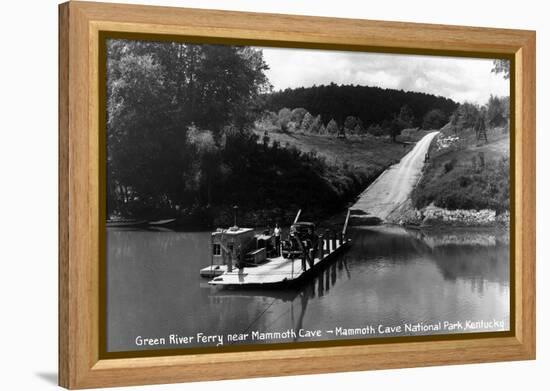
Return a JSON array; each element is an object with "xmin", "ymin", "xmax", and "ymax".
[{"xmin": 104, "ymin": 38, "xmax": 511, "ymax": 353}]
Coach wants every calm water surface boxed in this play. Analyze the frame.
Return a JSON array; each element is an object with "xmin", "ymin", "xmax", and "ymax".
[{"xmin": 106, "ymin": 226, "xmax": 509, "ymax": 352}]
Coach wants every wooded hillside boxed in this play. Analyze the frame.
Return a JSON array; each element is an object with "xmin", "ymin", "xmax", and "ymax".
[{"xmin": 263, "ymin": 83, "xmax": 458, "ymax": 129}]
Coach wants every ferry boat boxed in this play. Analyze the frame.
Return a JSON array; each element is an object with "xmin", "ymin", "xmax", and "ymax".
[{"xmin": 199, "ymin": 210, "xmax": 351, "ymax": 288}]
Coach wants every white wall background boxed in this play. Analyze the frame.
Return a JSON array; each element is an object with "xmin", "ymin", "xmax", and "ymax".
[{"xmin": 0, "ymin": 0, "xmax": 545, "ymax": 389}]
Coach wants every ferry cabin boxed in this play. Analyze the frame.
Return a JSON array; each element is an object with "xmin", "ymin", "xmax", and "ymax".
[{"xmin": 211, "ymin": 226, "xmax": 255, "ymax": 271}]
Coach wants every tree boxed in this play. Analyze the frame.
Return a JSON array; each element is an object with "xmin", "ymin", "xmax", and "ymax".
[
  {"xmin": 308, "ymin": 115, "xmax": 323, "ymax": 133},
  {"xmin": 397, "ymin": 105, "xmax": 415, "ymax": 128},
  {"xmin": 353, "ymin": 117, "xmax": 365, "ymax": 134},
  {"xmin": 290, "ymin": 108, "xmax": 308, "ymax": 127},
  {"xmin": 277, "ymin": 108, "xmax": 292, "ymax": 132},
  {"xmin": 106, "ymin": 40, "xmax": 271, "ymax": 218},
  {"xmin": 492, "ymin": 59, "xmax": 510, "ymax": 80},
  {"xmin": 186, "ymin": 126, "xmax": 221, "ymax": 204},
  {"xmin": 326, "ymin": 119, "xmax": 339, "ymax": 135},
  {"xmin": 107, "ymin": 51, "xmax": 173, "ymax": 216},
  {"xmin": 190, "ymin": 45, "xmax": 270, "ymax": 135},
  {"xmin": 486, "ymin": 95, "xmax": 508, "ymax": 127},
  {"xmin": 389, "ymin": 118, "xmax": 402, "ymax": 142},
  {"xmin": 261, "ymin": 111, "xmax": 278, "ymax": 124},
  {"xmin": 301, "ymin": 111, "xmax": 314, "ymax": 132},
  {"xmin": 453, "ymin": 102, "xmax": 481, "ymax": 131},
  {"xmin": 449, "ymin": 111, "xmax": 460, "ymax": 135},
  {"xmin": 384, "ymin": 105, "xmax": 416, "ymax": 142},
  {"xmin": 344, "ymin": 115, "xmax": 359, "ymax": 133},
  {"xmin": 108, "ymin": 42, "xmax": 270, "ymax": 138},
  {"xmin": 422, "ymin": 109, "xmax": 448, "ymax": 130}
]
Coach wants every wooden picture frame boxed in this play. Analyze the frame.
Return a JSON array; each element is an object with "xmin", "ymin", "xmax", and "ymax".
[{"xmin": 59, "ymin": 1, "xmax": 536, "ymax": 389}]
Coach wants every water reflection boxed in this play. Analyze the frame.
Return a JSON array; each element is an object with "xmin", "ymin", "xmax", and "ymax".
[
  {"xmin": 349, "ymin": 226, "xmax": 509, "ymax": 285},
  {"xmin": 106, "ymin": 226, "xmax": 509, "ymax": 352}
]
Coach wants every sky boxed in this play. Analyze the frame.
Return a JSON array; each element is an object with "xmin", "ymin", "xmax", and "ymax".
[{"xmin": 258, "ymin": 47, "xmax": 509, "ymax": 105}]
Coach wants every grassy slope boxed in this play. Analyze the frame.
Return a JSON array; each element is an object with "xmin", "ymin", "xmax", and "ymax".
[
  {"xmin": 255, "ymin": 129, "xmax": 429, "ymax": 180},
  {"xmin": 412, "ymin": 124, "xmax": 510, "ymax": 214}
]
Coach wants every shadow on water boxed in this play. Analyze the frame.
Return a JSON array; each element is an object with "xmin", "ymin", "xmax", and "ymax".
[
  {"xmin": 210, "ymin": 255, "xmax": 352, "ymax": 340},
  {"xmin": 106, "ymin": 225, "xmax": 510, "ymax": 352}
]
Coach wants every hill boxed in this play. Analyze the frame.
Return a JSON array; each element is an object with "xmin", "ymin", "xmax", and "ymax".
[
  {"xmin": 262, "ymin": 83, "xmax": 458, "ymax": 128},
  {"xmin": 410, "ymin": 123, "xmax": 510, "ymax": 225}
]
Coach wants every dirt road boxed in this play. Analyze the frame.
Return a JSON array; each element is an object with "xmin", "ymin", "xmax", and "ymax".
[{"xmin": 350, "ymin": 131, "xmax": 439, "ymax": 223}]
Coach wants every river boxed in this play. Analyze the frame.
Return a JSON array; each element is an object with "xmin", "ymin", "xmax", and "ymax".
[{"xmin": 106, "ymin": 225, "xmax": 509, "ymax": 352}]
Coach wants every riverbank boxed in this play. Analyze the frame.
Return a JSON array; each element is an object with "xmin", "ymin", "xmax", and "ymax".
[{"xmin": 392, "ymin": 199, "xmax": 510, "ymax": 228}]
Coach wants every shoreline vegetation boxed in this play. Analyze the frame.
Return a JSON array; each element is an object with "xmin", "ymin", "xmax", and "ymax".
[
  {"xmin": 106, "ymin": 40, "xmax": 509, "ymax": 230},
  {"xmin": 392, "ymin": 200, "xmax": 510, "ymax": 229}
]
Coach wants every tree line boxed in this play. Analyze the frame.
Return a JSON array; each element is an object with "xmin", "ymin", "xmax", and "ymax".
[
  {"xmin": 256, "ymin": 103, "xmax": 452, "ymax": 142},
  {"xmin": 262, "ymin": 83, "xmax": 458, "ymax": 136},
  {"xmin": 257, "ymin": 90, "xmax": 508, "ymax": 142},
  {"xmin": 449, "ymin": 95, "xmax": 510, "ymax": 135}
]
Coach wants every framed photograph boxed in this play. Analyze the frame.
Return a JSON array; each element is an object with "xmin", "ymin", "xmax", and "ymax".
[{"xmin": 59, "ymin": 1, "xmax": 536, "ymax": 389}]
